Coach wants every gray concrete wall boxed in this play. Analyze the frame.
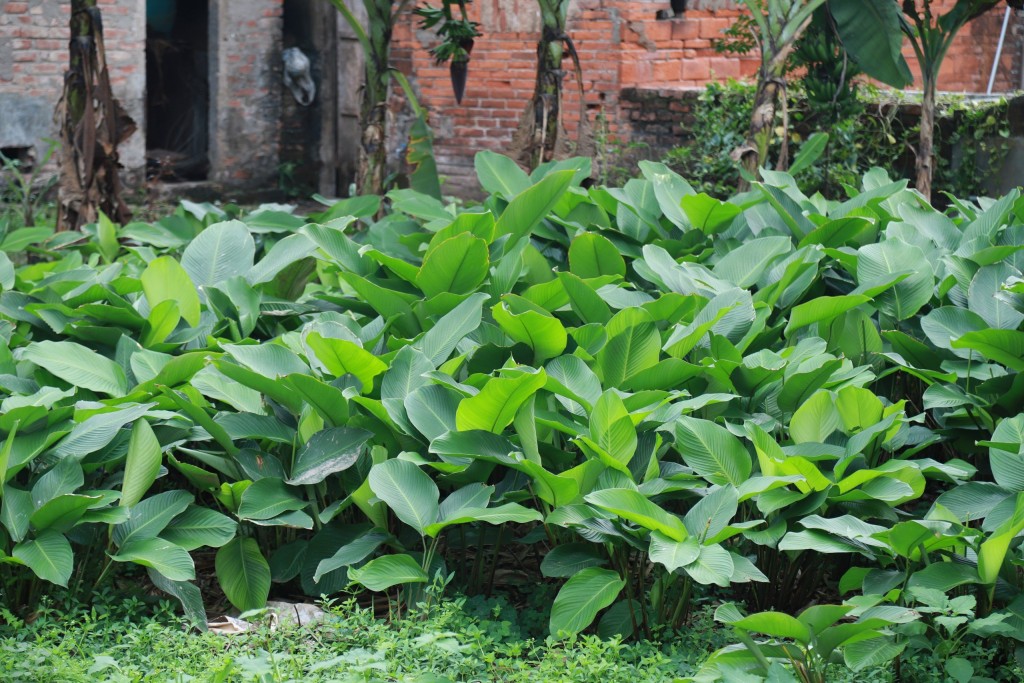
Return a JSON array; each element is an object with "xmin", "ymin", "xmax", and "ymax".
[{"xmin": 209, "ymin": 0, "xmax": 284, "ymax": 188}]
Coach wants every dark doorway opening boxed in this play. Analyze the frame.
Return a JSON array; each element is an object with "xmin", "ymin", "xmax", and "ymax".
[{"xmin": 146, "ymin": 0, "xmax": 210, "ymax": 181}]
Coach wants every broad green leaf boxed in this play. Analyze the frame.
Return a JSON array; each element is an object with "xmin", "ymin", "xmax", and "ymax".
[
  {"xmin": 313, "ymin": 529, "xmax": 390, "ymax": 582},
  {"xmin": 683, "ymin": 485, "xmax": 739, "ymax": 541},
  {"xmin": 141, "ymin": 256, "xmax": 201, "ymax": 326},
  {"xmin": 113, "ymin": 490, "xmax": 193, "ymax": 547},
  {"xmin": 596, "ymin": 308, "xmax": 661, "ymax": 386},
  {"xmin": 495, "ymin": 170, "xmax": 575, "ymax": 249},
  {"xmin": 713, "ymin": 236, "xmax": 792, "ymax": 289},
  {"xmin": 455, "ymin": 369, "xmax": 547, "ymax": 433},
  {"xmin": 160, "ymin": 506, "xmax": 237, "ymax": 550},
  {"xmin": 22, "ymin": 341, "xmax": 127, "ymax": 397},
  {"xmin": 147, "ymin": 569, "xmax": 207, "ymax": 631},
  {"xmin": 121, "ymin": 419, "xmax": 162, "ymax": 508},
  {"xmin": 549, "ymin": 567, "xmax": 624, "ymax": 636},
  {"xmin": 368, "ymin": 459, "xmax": 439, "ymax": 535},
  {"xmin": 857, "ymin": 240, "xmax": 933, "ymax": 320},
  {"xmin": 288, "ymin": 427, "xmax": 372, "ymax": 486},
  {"xmin": 475, "ymin": 150, "xmax": 531, "ymax": 197},
  {"xmin": 416, "ymin": 292, "xmax": 488, "ymax": 367},
  {"xmin": 113, "ymin": 538, "xmax": 195, "ymax": 582},
  {"xmin": 237, "ymin": 478, "xmax": 306, "ymax": 521},
  {"xmin": 181, "ymin": 220, "xmax": 255, "ymax": 288},
  {"xmin": 952, "ymin": 330, "xmax": 1024, "ymax": 371},
  {"xmin": 585, "ymin": 488, "xmax": 688, "ymax": 540},
  {"xmin": 588, "ymin": 390, "xmax": 637, "ymax": 469},
  {"xmin": 789, "ymin": 390, "xmax": 840, "ymax": 444},
  {"xmin": 682, "ymin": 544, "xmax": 735, "ymax": 587},
  {"xmin": 785, "ymin": 295, "xmax": 870, "ymax": 337},
  {"xmin": 492, "ymin": 298, "xmax": 567, "ymax": 363},
  {"xmin": 831, "ymin": 0, "xmax": 913, "ymax": 88},
  {"xmin": 540, "ymin": 543, "xmax": 610, "ymax": 578},
  {"xmin": 29, "ymin": 493, "xmax": 99, "ymax": 532},
  {"xmin": 569, "ymin": 233, "xmax": 626, "ymax": 279},
  {"xmin": 417, "ymin": 233, "xmax": 489, "ymax": 297},
  {"xmin": 52, "ymin": 403, "xmax": 154, "ymax": 460},
  {"xmin": 306, "ymin": 333, "xmax": 387, "ymax": 391},
  {"xmin": 990, "ymin": 416, "xmax": 1024, "ymax": 491},
  {"xmin": 675, "ymin": 417, "xmax": 751, "ymax": 486},
  {"xmin": 648, "ymin": 532, "xmax": 700, "ymax": 572},
  {"xmin": 216, "ymin": 536, "xmax": 271, "ymax": 611},
  {"xmin": 681, "ymin": 193, "xmax": 741, "ymax": 234},
  {"xmin": 423, "ymin": 502, "xmax": 542, "ymax": 537},
  {"xmin": 348, "ymin": 553, "xmax": 428, "ymax": 591},
  {"xmin": 12, "ymin": 530, "xmax": 73, "ymax": 586},
  {"xmin": 734, "ymin": 611, "xmax": 811, "ymax": 644}
]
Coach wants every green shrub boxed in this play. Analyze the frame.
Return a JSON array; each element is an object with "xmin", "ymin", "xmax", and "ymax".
[
  {"xmin": 663, "ymin": 81, "xmax": 1011, "ymax": 201},
  {"xmin": 2, "ymin": 152, "xmax": 1024, "ymax": 682}
]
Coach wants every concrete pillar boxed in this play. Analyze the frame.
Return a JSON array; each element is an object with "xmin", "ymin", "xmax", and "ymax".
[{"xmin": 209, "ymin": 0, "xmax": 284, "ymax": 187}]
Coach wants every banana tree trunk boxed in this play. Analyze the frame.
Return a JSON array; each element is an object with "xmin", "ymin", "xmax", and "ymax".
[
  {"xmin": 57, "ymin": 0, "xmax": 134, "ymax": 231},
  {"xmin": 357, "ymin": 0, "xmax": 393, "ymax": 197},
  {"xmin": 916, "ymin": 74, "xmax": 936, "ymax": 202},
  {"xmin": 513, "ymin": 1, "xmax": 568, "ymax": 168}
]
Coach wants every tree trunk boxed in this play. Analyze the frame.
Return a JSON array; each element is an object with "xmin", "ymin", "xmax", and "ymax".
[
  {"xmin": 916, "ymin": 75, "xmax": 936, "ymax": 203},
  {"xmin": 735, "ymin": 75, "xmax": 783, "ymax": 191},
  {"xmin": 356, "ymin": 1, "xmax": 393, "ymax": 197},
  {"xmin": 513, "ymin": 2, "xmax": 567, "ymax": 168},
  {"xmin": 57, "ymin": 0, "xmax": 134, "ymax": 231}
]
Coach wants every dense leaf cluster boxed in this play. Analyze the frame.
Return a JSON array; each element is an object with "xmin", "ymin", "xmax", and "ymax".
[{"xmin": 1, "ymin": 154, "xmax": 1023, "ymax": 680}]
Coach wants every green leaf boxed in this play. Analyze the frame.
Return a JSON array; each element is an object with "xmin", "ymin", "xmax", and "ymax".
[
  {"xmin": 51, "ymin": 403, "xmax": 154, "ymax": 460},
  {"xmin": 216, "ymin": 536, "xmax": 271, "ymax": 611},
  {"xmin": 682, "ymin": 544, "xmax": 735, "ymax": 587},
  {"xmin": 147, "ymin": 570, "xmax": 207, "ymax": 631},
  {"xmin": 785, "ymin": 295, "xmax": 870, "ymax": 337},
  {"xmin": 844, "ymin": 636, "xmax": 905, "ymax": 672},
  {"xmin": 417, "ymin": 233, "xmax": 489, "ymax": 297},
  {"xmin": 313, "ymin": 529, "xmax": 390, "ymax": 582},
  {"xmin": 455, "ymin": 369, "xmax": 547, "ymax": 433},
  {"xmin": 237, "ymin": 478, "xmax": 306, "ymax": 521},
  {"xmin": 348, "ymin": 553, "xmax": 428, "ymax": 591},
  {"xmin": 952, "ymin": 330, "xmax": 1024, "ymax": 371},
  {"xmin": 181, "ymin": 220, "xmax": 255, "ymax": 288},
  {"xmin": 475, "ymin": 150, "xmax": 531, "ymax": 198},
  {"xmin": 830, "ymin": 0, "xmax": 913, "ymax": 88},
  {"xmin": 585, "ymin": 488, "xmax": 688, "ymax": 540},
  {"xmin": 22, "ymin": 341, "xmax": 127, "ymax": 397},
  {"xmin": 159, "ymin": 506, "xmax": 237, "ymax": 550},
  {"xmin": 681, "ymin": 193, "xmax": 741, "ymax": 234},
  {"xmin": 288, "ymin": 427, "xmax": 372, "ymax": 486},
  {"xmin": 423, "ymin": 502, "xmax": 542, "ymax": 537},
  {"xmin": 495, "ymin": 170, "xmax": 575, "ymax": 250},
  {"xmin": 648, "ymin": 532, "xmax": 700, "ymax": 572},
  {"xmin": 141, "ymin": 256, "xmax": 201, "ymax": 327},
  {"xmin": 540, "ymin": 543, "xmax": 609, "ymax": 578},
  {"xmin": 121, "ymin": 419, "xmax": 162, "ymax": 508},
  {"xmin": 306, "ymin": 333, "xmax": 387, "ymax": 391},
  {"xmin": 113, "ymin": 490, "xmax": 193, "ymax": 546},
  {"xmin": 733, "ymin": 611, "xmax": 811, "ymax": 644},
  {"xmin": 492, "ymin": 298, "xmax": 567, "ymax": 363},
  {"xmin": 789, "ymin": 132, "xmax": 829, "ymax": 176},
  {"xmin": 416, "ymin": 292, "xmax": 488, "ymax": 367},
  {"xmin": 713, "ymin": 236, "xmax": 792, "ymax": 289},
  {"xmin": 569, "ymin": 233, "xmax": 626, "ymax": 279},
  {"xmin": 29, "ymin": 493, "xmax": 100, "ymax": 532},
  {"xmin": 990, "ymin": 416, "xmax": 1024, "ymax": 491},
  {"xmin": 857, "ymin": 240, "xmax": 933, "ymax": 320},
  {"xmin": 790, "ymin": 390, "xmax": 840, "ymax": 444},
  {"xmin": 549, "ymin": 568, "xmax": 624, "ymax": 636},
  {"xmin": 675, "ymin": 417, "xmax": 751, "ymax": 486},
  {"xmin": 13, "ymin": 530, "xmax": 73, "ymax": 587},
  {"xmin": 588, "ymin": 390, "xmax": 637, "ymax": 470},
  {"xmin": 683, "ymin": 485, "xmax": 739, "ymax": 541},
  {"xmin": 113, "ymin": 538, "xmax": 195, "ymax": 582},
  {"xmin": 368, "ymin": 459, "xmax": 439, "ymax": 535},
  {"xmin": 596, "ymin": 308, "xmax": 661, "ymax": 387}
]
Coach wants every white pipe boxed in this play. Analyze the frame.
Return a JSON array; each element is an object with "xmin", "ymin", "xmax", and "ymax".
[{"xmin": 987, "ymin": 6, "xmax": 1012, "ymax": 95}]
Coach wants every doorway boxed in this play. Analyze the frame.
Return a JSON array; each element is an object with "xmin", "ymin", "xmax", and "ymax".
[{"xmin": 145, "ymin": 0, "xmax": 210, "ymax": 181}]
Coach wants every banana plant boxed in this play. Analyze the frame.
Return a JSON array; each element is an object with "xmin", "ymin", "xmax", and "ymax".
[
  {"xmin": 831, "ymin": 0, "xmax": 1024, "ymax": 202},
  {"xmin": 732, "ymin": 0, "xmax": 828, "ymax": 188}
]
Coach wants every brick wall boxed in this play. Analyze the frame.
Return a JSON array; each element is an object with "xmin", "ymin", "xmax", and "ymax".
[
  {"xmin": 0, "ymin": 0, "xmax": 145, "ymax": 178},
  {"xmin": 392, "ymin": 0, "xmax": 1024, "ymax": 198}
]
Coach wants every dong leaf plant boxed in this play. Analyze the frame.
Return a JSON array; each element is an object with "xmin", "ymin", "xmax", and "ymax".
[{"xmin": 0, "ymin": 151, "xmax": 1022, "ymax": 673}]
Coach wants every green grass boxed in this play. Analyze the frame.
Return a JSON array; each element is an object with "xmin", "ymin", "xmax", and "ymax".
[{"xmin": 0, "ymin": 592, "xmax": 711, "ymax": 682}]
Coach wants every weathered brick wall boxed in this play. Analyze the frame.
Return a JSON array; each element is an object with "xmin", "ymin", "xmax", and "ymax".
[
  {"xmin": 0, "ymin": 0, "xmax": 145, "ymax": 178},
  {"xmin": 393, "ymin": 0, "xmax": 1024, "ymax": 197}
]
